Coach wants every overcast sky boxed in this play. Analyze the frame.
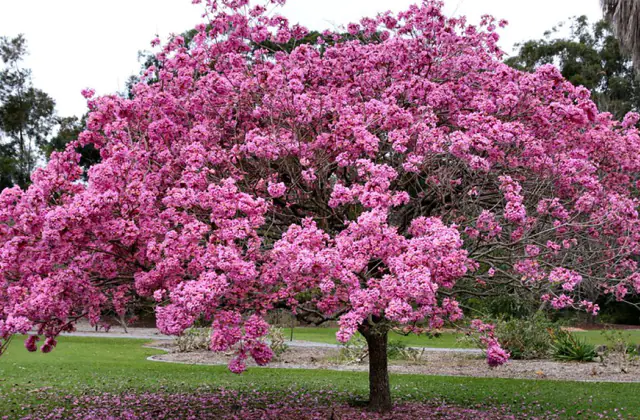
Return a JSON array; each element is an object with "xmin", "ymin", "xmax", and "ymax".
[{"xmin": 0, "ymin": 0, "xmax": 602, "ymax": 118}]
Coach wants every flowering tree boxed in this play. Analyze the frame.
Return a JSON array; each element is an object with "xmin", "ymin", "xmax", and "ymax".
[{"xmin": 3, "ymin": 0, "xmax": 640, "ymax": 412}]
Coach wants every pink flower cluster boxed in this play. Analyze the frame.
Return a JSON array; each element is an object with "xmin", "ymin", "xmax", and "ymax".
[
  {"xmin": 548, "ymin": 267, "xmax": 582, "ymax": 291},
  {"xmin": 475, "ymin": 210, "xmax": 502, "ymax": 241},
  {"xmin": 498, "ymin": 176, "xmax": 526, "ymax": 225},
  {"xmin": 486, "ymin": 341, "xmax": 510, "ymax": 368},
  {"xmin": 470, "ymin": 319, "xmax": 510, "ymax": 367}
]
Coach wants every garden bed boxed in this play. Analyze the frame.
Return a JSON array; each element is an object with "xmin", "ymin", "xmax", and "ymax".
[{"xmin": 148, "ymin": 341, "xmax": 640, "ymax": 383}]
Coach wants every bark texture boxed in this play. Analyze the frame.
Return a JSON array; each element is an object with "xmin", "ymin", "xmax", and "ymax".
[
  {"xmin": 602, "ymin": 0, "xmax": 640, "ymax": 68},
  {"xmin": 359, "ymin": 326, "xmax": 392, "ymax": 412}
]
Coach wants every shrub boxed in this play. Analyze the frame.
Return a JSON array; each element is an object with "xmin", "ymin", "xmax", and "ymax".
[
  {"xmin": 387, "ymin": 339, "xmax": 407, "ymax": 359},
  {"xmin": 598, "ymin": 329, "xmax": 639, "ymax": 372},
  {"xmin": 337, "ymin": 334, "xmax": 368, "ymax": 364},
  {"xmin": 397, "ymin": 346, "xmax": 428, "ymax": 362},
  {"xmin": 494, "ymin": 313, "xmax": 559, "ymax": 359},
  {"xmin": 551, "ymin": 330, "xmax": 597, "ymax": 362},
  {"xmin": 627, "ymin": 344, "xmax": 640, "ymax": 357},
  {"xmin": 599, "ymin": 329, "xmax": 638, "ymax": 355},
  {"xmin": 338, "ymin": 336, "xmax": 428, "ymax": 363},
  {"xmin": 266, "ymin": 327, "xmax": 289, "ymax": 359},
  {"xmin": 176, "ymin": 328, "xmax": 211, "ymax": 353}
]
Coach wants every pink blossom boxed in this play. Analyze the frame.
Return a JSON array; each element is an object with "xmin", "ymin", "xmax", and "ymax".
[
  {"xmin": 475, "ymin": 210, "xmax": 502, "ymax": 240},
  {"xmin": 580, "ymin": 300, "xmax": 600, "ymax": 315},
  {"xmin": 248, "ymin": 341, "xmax": 273, "ymax": 366},
  {"xmin": 486, "ymin": 340, "xmax": 510, "ymax": 367},
  {"xmin": 228, "ymin": 355, "xmax": 247, "ymax": 374},
  {"xmin": 25, "ymin": 335, "xmax": 39, "ymax": 352},
  {"xmin": 244, "ymin": 315, "xmax": 269, "ymax": 339},
  {"xmin": 548, "ymin": 267, "xmax": 582, "ymax": 291},
  {"xmin": 525, "ymin": 245, "xmax": 540, "ymax": 257},
  {"xmin": 550, "ymin": 294, "xmax": 574, "ymax": 310},
  {"xmin": 267, "ymin": 182, "xmax": 287, "ymax": 198},
  {"xmin": 80, "ymin": 88, "xmax": 95, "ymax": 99}
]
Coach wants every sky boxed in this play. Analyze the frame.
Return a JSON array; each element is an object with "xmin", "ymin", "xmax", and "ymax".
[{"xmin": 0, "ymin": 0, "xmax": 603, "ymax": 119}]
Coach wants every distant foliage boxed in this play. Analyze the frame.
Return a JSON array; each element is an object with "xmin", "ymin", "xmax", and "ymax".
[{"xmin": 507, "ymin": 16, "xmax": 640, "ymax": 120}]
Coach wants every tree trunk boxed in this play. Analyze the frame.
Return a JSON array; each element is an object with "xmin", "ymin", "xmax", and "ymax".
[{"xmin": 359, "ymin": 325, "xmax": 392, "ymax": 412}]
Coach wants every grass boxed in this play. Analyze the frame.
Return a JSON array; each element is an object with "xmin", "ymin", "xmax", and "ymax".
[
  {"xmin": 574, "ymin": 329, "xmax": 640, "ymax": 346},
  {"xmin": 284, "ymin": 326, "xmax": 640, "ymax": 348},
  {"xmin": 0, "ymin": 336, "xmax": 639, "ymax": 418}
]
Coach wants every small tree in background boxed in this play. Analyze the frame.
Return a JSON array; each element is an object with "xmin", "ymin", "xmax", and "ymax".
[
  {"xmin": 4, "ymin": 0, "xmax": 640, "ymax": 412},
  {"xmin": 0, "ymin": 35, "xmax": 56, "ymax": 189}
]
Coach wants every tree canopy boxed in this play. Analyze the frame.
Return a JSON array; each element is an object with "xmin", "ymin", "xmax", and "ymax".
[{"xmin": 3, "ymin": 0, "xmax": 640, "ymax": 412}]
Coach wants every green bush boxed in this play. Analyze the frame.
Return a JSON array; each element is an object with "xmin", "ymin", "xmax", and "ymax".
[
  {"xmin": 551, "ymin": 330, "xmax": 597, "ymax": 362},
  {"xmin": 599, "ymin": 328, "xmax": 638, "ymax": 355},
  {"xmin": 494, "ymin": 313, "xmax": 559, "ymax": 360},
  {"xmin": 597, "ymin": 329, "xmax": 639, "ymax": 371},
  {"xmin": 627, "ymin": 344, "xmax": 640, "ymax": 356}
]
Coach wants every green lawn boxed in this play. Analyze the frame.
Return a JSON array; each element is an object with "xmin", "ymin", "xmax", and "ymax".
[
  {"xmin": 574, "ymin": 329, "xmax": 640, "ymax": 346},
  {"xmin": 0, "ymin": 336, "xmax": 639, "ymax": 418},
  {"xmin": 284, "ymin": 326, "xmax": 640, "ymax": 348},
  {"xmin": 284, "ymin": 327, "xmax": 471, "ymax": 347}
]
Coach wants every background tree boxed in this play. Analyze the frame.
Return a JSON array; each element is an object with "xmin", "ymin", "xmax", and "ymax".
[
  {"xmin": 0, "ymin": 139, "xmax": 16, "ymax": 190},
  {"xmin": 45, "ymin": 115, "xmax": 100, "ymax": 177},
  {"xmin": 3, "ymin": 1, "xmax": 640, "ymax": 413},
  {"xmin": 0, "ymin": 35, "xmax": 56, "ymax": 189},
  {"xmin": 506, "ymin": 16, "xmax": 640, "ymax": 120},
  {"xmin": 601, "ymin": 0, "xmax": 640, "ymax": 69}
]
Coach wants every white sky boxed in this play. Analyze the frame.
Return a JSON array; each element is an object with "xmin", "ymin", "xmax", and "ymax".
[{"xmin": 0, "ymin": 0, "xmax": 602, "ymax": 118}]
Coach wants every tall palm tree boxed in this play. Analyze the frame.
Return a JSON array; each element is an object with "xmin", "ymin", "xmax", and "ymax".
[{"xmin": 602, "ymin": 0, "xmax": 640, "ymax": 68}]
